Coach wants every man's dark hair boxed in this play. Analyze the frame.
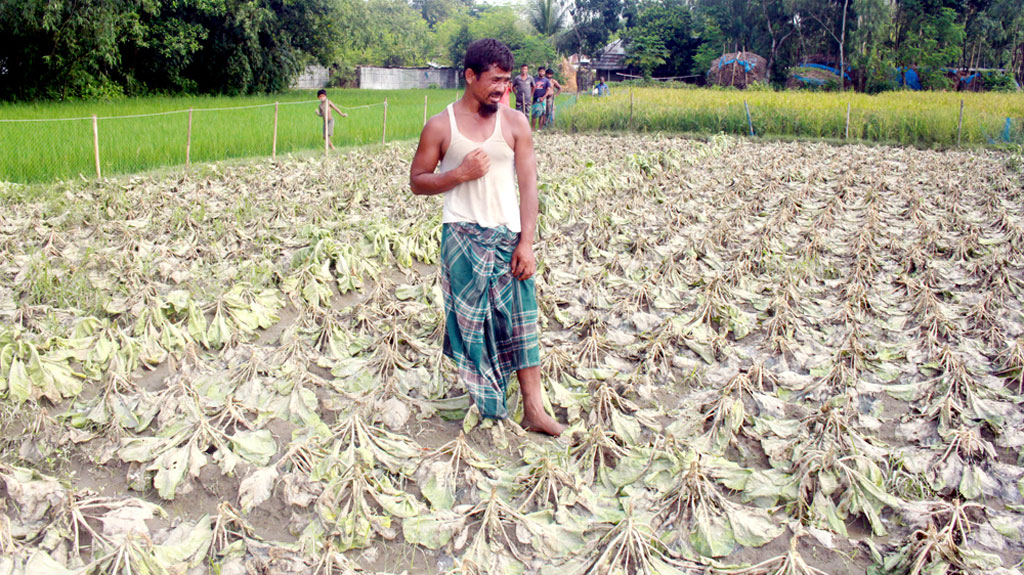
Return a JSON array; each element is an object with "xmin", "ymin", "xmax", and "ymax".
[
  {"xmin": 464, "ymin": 38, "xmax": 514, "ymax": 76},
  {"xmin": 317, "ymin": 89, "xmax": 327, "ymax": 97},
  {"xmin": 538, "ymin": 66, "xmax": 546, "ymax": 73}
]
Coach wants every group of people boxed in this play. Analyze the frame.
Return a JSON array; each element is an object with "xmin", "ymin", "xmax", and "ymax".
[
  {"xmin": 315, "ymin": 64, "xmax": 565, "ymax": 150},
  {"xmin": 511, "ymin": 65, "xmax": 562, "ymax": 130}
]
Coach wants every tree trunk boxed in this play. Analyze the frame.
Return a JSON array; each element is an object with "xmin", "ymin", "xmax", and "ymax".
[{"xmin": 839, "ymin": 0, "xmax": 849, "ymax": 90}]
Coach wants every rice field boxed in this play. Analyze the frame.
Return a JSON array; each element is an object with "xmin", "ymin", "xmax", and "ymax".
[
  {"xmin": 560, "ymin": 88, "xmax": 1024, "ymax": 147},
  {"xmin": 0, "ymin": 89, "xmax": 461, "ymax": 184},
  {"xmin": 1, "ymin": 132, "xmax": 1023, "ymax": 575}
]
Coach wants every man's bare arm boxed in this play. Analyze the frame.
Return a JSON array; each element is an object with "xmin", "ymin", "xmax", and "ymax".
[
  {"xmin": 410, "ymin": 115, "xmax": 488, "ymax": 196},
  {"xmin": 510, "ymin": 109, "xmax": 539, "ymax": 280}
]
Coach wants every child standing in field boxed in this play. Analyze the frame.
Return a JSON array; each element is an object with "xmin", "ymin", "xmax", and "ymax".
[{"xmin": 316, "ymin": 89, "xmax": 348, "ymax": 150}]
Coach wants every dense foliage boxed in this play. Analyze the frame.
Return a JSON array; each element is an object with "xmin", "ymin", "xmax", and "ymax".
[
  {"xmin": 0, "ymin": 0, "xmax": 1020, "ymax": 99},
  {"xmin": 619, "ymin": 0, "xmax": 1023, "ymax": 90}
]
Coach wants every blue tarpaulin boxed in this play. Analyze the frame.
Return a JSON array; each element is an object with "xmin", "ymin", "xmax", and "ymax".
[
  {"xmin": 793, "ymin": 75, "xmax": 827, "ymax": 86},
  {"xmin": 718, "ymin": 58, "xmax": 756, "ymax": 73},
  {"xmin": 796, "ymin": 63, "xmax": 851, "ymax": 81},
  {"xmin": 895, "ymin": 68, "xmax": 922, "ymax": 90}
]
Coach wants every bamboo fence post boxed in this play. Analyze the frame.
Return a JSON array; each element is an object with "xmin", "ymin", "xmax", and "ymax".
[
  {"xmin": 186, "ymin": 108, "xmax": 193, "ymax": 167},
  {"xmin": 957, "ymin": 99, "xmax": 964, "ymax": 145},
  {"xmin": 272, "ymin": 102, "xmax": 279, "ymax": 159},
  {"xmin": 92, "ymin": 114, "xmax": 101, "ymax": 179},
  {"xmin": 423, "ymin": 95, "xmax": 428, "ymax": 126},
  {"xmin": 744, "ymin": 100, "xmax": 754, "ymax": 136},
  {"xmin": 323, "ymin": 100, "xmax": 329, "ymax": 157},
  {"xmin": 382, "ymin": 98, "xmax": 388, "ymax": 144},
  {"xmin": 845, "ymin": 102, "xmax": 851, "ymax": 139}
]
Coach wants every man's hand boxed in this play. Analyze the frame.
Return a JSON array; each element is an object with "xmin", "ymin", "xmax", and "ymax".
[
  {"xmin": 510, "ymin": 242, "xmax": 536, "ymax": 281},
  {"xmin": 457, "ymin": 148, "xmax": 490, "ymax": 182}
]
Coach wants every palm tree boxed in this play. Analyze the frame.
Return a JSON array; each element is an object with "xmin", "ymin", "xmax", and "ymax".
[{"xmin": 528, "ymin": 0, "xmax": 569, "ymax": 37}]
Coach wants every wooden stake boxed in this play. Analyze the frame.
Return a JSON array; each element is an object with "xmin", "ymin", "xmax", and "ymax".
[
  {"xmin": 744, "ymin": 100, "xmax": 754, "ymax": 136},
  {"xmin": 272, "ymin": 102, "xmax": 279, "ymax": 159},
  {"xmin": 186, "ymin": 108, "xmax": 193, "ymax": 167},
  {"xmin": 92, "ymin": 114, "xmax": 101, "ymax": 179},
  {"xmin": 323, "ymin": 100, "xmax": 329, "ymax": 157},
  {"xmin": 382, "ymin": 98, "xmax": 388, "ymax": 144},
  {"xmin": 423, "ymin": 95, "xmax": 428, "ymax": 126},
  {"xmin": 845, "ymin": 102, "xmax": 851, "ymax": 139},
  {"xmin": 957, "ymin": 99, "xmax": 964, "ymax": 145}
]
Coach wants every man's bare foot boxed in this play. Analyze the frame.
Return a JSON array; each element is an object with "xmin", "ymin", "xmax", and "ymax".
[{"xmin": 520, "ymin": 409, "xmax": 566, "ymax": 436}]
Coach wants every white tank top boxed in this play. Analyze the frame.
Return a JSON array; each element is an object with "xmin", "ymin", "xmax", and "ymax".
[{"xmin": 440, "ymin": 104, "xmax": 521, "ymax": 232}]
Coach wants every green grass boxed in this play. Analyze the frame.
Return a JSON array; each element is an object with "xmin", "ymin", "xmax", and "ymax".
[
  {"xmin": 0, "ymin": 89, "xmax": 461, "ymax": 183},
  {"xmin": 558, "ymin": 88, "xmax": 1024, "ymax": 148}
]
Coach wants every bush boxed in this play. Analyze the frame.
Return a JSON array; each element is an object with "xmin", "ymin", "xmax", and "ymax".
[
  {"xmin": 919, "ymin": 69, "xmax": 953, "ymax": 91},
  {"xmin": 981, "ymin": 72, "xmax": 1019, "ymax": 92}
]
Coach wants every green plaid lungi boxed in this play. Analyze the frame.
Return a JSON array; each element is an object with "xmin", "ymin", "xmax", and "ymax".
[{"xmin": 441, "ymin": 222, "xmax": 540, "ymax": 419}]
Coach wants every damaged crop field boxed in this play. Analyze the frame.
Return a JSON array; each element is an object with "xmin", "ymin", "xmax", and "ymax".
[{"xmin": 1, "ymin": 133, "xmax": 1023, "ymax": 575}]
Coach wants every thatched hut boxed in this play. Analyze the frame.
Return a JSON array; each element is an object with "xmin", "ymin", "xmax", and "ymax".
[{"xmin": 707, "ymin": 52, "xmax": 768, "ymax": 89}]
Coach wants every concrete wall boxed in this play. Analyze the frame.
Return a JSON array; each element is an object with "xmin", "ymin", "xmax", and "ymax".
[
  {"xmin": 292, "ymin": 65, "xmax": 330, "ymax": 90},
  {"xmin": 359, "ymin": 67, "xmax": 458, "ymax": 90}
]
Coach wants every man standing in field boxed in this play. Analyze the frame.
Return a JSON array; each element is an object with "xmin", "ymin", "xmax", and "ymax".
[
  {"xmin": 316, "ymin": 89, "xmax": 348, "ymax": 150},
  {"xmin": 409, "ymin": 39, "xmax": 565, "ymax": 436},
  {"xmin": 544, "ymin": 68, "xmax": 562, "ymax": 126},
  {"xmin": 512, "ymin": 64, "xmax": 535, "ymax": 117},
  {"xmin": 531, "ymin": 67, "xmax": 551, "ymax": 130}
]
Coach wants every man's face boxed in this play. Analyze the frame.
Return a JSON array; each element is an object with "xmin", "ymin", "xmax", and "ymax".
[
  {"xmin": 521, "ymin": 66, "xmax": 529, "ymax": 76},
  {"xmin": 467, "ymin": 65, "xmax": 510, "ymax": 117},
  {"xmin": 318, "ymin": 94, "xmax": 326, "ymax": 101},
  {"xmin": 546, "ymin": 72, "xmax": 553, "ymax": 80}
]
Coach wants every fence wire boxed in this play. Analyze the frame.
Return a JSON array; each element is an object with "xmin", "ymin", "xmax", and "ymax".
[{"xmin": 0, "ymin": 97, "xmax": 435, "ymax": 184}]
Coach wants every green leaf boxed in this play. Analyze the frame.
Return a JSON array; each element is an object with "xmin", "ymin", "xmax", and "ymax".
[
  {"xmin": 152, "ymin": 515, "xmax": 213, "ymax": 568},
  {"xmin": 726, "ymin": 505, "xmax": 783, "ymax": 548},
  {"xmin": 610, "ymin": 409, "xmax": 642, "ymax": 445},
  {"xmin": 229, "ymin": 430, "xmax": 277, "ymax": 466},
  {"xmin": 958, "ymin": 547, "xmax": 1003, "ymax": 569},
  {"xmin": 207, "ymin": 308, "xmax": 232, "ymax": 349},
  {"xmin": 402, "ymin": 512, "xmax": 464, "ymax": 549},
  {"xmin": 6, "ymin": 357, "xmax": 32, "ymax": 402},
  {"xmin": 463, "ymin": 404, "xmax": 480, "ymax": 434},
  {"xmin": 419, "ymin": 461, "xmax": 455, "ymax": 510},
  {"xmin": 120, "ymin": 437, "xmax": 168, "ymax": 463},
  {"xmin": 690, "ymin": 508, "xmax": 735, "ymax": 557},
  {"xmin": 238, "ymin": 466, "xmax": 279, "ymax": 513},
  {"xmin": 154, "ymin": 446, "xmax": 189, "ymax": 500},
  {"xmin": 374, "ymin": 489, "xmax": 424, "ymax": 518},
  {"xmin": 958, "ymin": 464, "xmax": 984, "ymax": 500},
  {"xmin": 23, "ymin": 551, "xmax": 74, "ymax": 575},
  {"xmin": 812, "ymin": 491, "xmax": 848, "ymax": 537}
]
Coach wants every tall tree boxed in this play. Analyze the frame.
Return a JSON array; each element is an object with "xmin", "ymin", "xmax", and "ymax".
[
  {"xmin": 894, "ymin": 0, "xmax": 965, "ymax": 88},
  {"xmin": 758, "ymin": 0, "xmax": 798, "ymax": 81},
  {"xmin": 794, "ymin": 0, "xmax": 852, "ymax": 88},
  {"xmin": 0, "ymin": 0, "xmax": 147, "ymax": 99},
  {"xmin": 623, "ymin": 0, "xmax": 701, "ymax": 77},
  {"xmin": 849, "ymin": 0, "xmax": 896, "ymax": 92},
  {"xmin": 528, "ymin": 0, "xmax": 569, "ymax": 36},
  {"xmin": 566, "ymin": 0, "xmax": 628, "ymax": 56},
  {"xmin": 625, "ymin": 35, "xmax": 669, "ymax": 79}
]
